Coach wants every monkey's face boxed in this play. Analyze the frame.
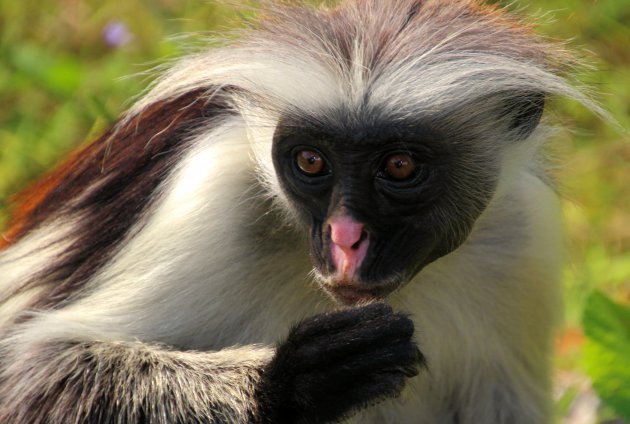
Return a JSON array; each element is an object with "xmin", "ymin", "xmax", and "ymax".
[{"xmin": 272, "ymin": 117, "xmax": 497, "ymax": 305}]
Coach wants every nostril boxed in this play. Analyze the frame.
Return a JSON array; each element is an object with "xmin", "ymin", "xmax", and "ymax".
[{"xmin": 350, "ymin": 230, "xmax": 369, "ymax": 250}]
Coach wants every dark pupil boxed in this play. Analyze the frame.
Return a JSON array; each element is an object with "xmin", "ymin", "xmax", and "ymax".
[
  {"xmin": 297, "ymin": 150, "xmax": 324, "ymax": 175},
  {"xmin": 385, "ymin": 153, "xmax": 415, "ymax": 180}
]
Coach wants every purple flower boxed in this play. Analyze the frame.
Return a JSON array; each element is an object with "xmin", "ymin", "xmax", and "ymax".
[{"xmin": 102, "ymin": 21, "xmax": 133, "ymax": 48}]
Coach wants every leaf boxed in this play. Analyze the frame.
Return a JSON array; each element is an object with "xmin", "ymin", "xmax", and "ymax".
[{"xmin": 582, "ymin": 291, "xmax": 630, "ymax": 420}]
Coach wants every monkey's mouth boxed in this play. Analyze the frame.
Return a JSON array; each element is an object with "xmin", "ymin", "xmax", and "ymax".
[{"xmin": 319, "ymin": 279, "xmax": 399, "ymax": 306}]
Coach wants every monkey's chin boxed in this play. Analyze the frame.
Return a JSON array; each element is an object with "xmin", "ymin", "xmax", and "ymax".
[
  {"xmin": 320, "ymin": 285, "xmax": 375, "ymax": 306},
  {"xmin": 318, "ymin": 278, "xmax": 398, "ymax": 306}
]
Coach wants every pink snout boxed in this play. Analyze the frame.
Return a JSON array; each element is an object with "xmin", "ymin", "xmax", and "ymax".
[{"xmin": 328, "ymin": 215, "xmax": 369, "ymax": 279}]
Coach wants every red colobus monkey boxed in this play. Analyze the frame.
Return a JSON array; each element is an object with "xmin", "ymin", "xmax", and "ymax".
[{"xmin": 0, "ymin": 1, "xmax": 604, "ymax": 423}]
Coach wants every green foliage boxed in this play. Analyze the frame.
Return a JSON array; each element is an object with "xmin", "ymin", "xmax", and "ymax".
[{"xmin": 583, "ymin": 291, "xmax": 630, "ymax": 420}]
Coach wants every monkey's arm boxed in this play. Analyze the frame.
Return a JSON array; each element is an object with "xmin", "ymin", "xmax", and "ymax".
[
  {"xmin": 0, "ymin": 340, "xmax": 270, "ymax": 423},
  {"xmin": 0, "ymin": 303, "xmax": 421, "ymax": 424}
]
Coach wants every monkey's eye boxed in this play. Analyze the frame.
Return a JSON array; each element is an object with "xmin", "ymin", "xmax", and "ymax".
[
  {"xmin": 381, "ymin": 153, "xmax": 416, "ymax": 181},
  {"xmin": 296, "ymin": 149, "xmax": 326, "ymax": 176}
]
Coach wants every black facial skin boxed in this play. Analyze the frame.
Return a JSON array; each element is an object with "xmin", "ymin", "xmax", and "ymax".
[{"xmin": 272, "ymin": 101, "xmax": 540, "ymax": 303}]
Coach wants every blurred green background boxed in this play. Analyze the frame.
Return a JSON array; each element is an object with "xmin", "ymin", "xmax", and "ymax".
[{"xmin": 0, "ymin": 0, "xmax": 628, "ymax": 422}]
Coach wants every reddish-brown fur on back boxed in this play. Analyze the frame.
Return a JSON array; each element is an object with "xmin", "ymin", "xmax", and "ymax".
[
  {"xmin": 2, "ymin": 87, "xmax": 236, "ymax": 309},
  {"xmin": 2, "ymin": 90, "xmax": 209, "ymax": 249},
  {"xmin": 1, "ymin": 151, "xmax": 81, "ymax": 250}
]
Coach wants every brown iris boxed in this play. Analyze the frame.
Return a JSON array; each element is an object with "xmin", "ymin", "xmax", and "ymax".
[
  {"xmin": 384, "ymin": 153, "xmax": 416, "ymax": 181},
  {"xmin": 296, "ymin": 150, "xmax": 325, "ymax": 176}
]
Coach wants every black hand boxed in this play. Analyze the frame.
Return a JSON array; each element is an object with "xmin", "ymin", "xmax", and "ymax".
[{"xmin": 256, "ymin": 303, "xmax": 424, "ymax": 424}]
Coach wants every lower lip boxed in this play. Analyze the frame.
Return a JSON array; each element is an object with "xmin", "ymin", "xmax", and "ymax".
[{"xmin": 325, "ymin": 285, "xmax": 387, "ymax": 306}]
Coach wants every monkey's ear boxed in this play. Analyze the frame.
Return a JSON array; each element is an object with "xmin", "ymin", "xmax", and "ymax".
[{"xmin": 505, "ymin": 91, "xmax": 545, "ymax": 140}]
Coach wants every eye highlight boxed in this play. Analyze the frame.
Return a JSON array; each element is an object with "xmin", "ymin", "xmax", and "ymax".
[
  {"xmin": 296, "ymin": 149, "xmax": 326, "ymax": 176},
  {"xmin": 383, "ymin": 153, "xmax": 416, "ymax": 181}
]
